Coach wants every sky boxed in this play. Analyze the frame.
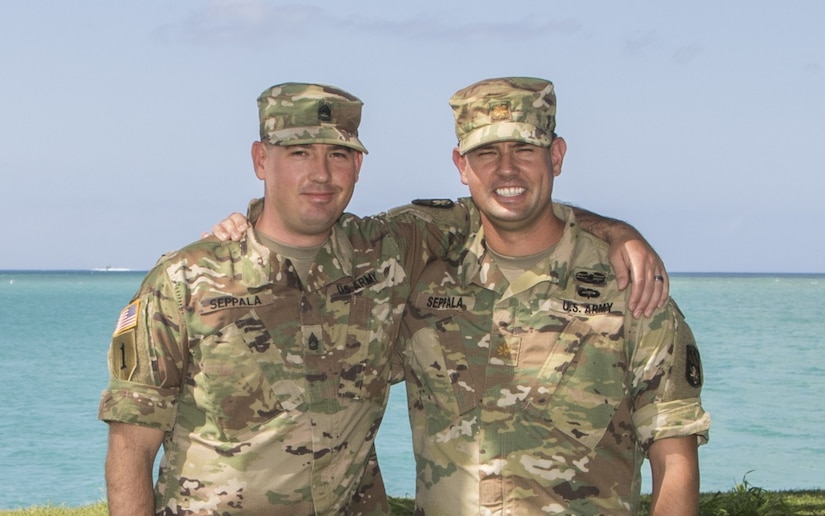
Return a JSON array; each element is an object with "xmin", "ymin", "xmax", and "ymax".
[{"xmin": 1, "ymin": 1, "xmax": 823, "ymax": 272}]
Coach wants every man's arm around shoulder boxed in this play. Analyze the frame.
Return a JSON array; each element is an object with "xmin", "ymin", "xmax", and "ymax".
[
  {"xmin": 106, "ymin": 422, "xmax": 165, "ymax": 516},
  {"xmin": 569, "ymin": 204, "xmax": 669, "ymax": 318},
  {"xmin": 648, "ymin": 436, "xmax": 700, "ymax": 516}
]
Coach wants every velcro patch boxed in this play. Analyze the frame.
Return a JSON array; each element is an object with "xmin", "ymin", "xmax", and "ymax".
[
  {"xmin": 490, "ymin": 102, "xmax": 512, "ymax": 122},
  {"xmin": 663, "ymin": 320, "xmax": 703, "ymax": 401},
  {"xmin": 113, "ymin": 300, "xmax": 140, "ymax": 336},
  {"xmin": 199, "ymin": 290, "xmax": 276, "ymax": 315},
  {"xmin": 111, "ymin": 330, "xmax": 137, "ymax": 381},
  {"xmin": 574, "ymin": 270, "xmax": 607, "ymax": 286},
  {"xmin": 303, "ymin": 324, "xmax": 323, "ymax": 354},
  {"xmin": 411, "ymin": 199, "xmax": 455, "ymax": 208},
  {"xmin": 414, "ymin": 292, "xmax": 475, "ymax": 311},
  {"xmin": 686, "ymin": 345, "xmax": 703, "ymax": 388}
]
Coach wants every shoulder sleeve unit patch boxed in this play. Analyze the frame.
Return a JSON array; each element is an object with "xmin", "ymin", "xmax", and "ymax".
[
  {"xmin": 110, "ymin": 300, "xmax": 140, "ymax": 381},
  {"xmin": 685, "ymin": 344, "xmax": 703, "ymax": 388}
]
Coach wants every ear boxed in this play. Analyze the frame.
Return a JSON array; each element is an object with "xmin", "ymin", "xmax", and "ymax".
[
  {"xmin": 452, "ymin": 147, "xmax": 470, "ymax": 185},
  {"xmin": 550, "ymin": 137, "xmax": 567, "ymax": 177},
  {"xmin": 251, "ymin": 141, "xmax": 267, "ymax": 180},
  {"xmin": 352, "ymin": 151, "xmax": 363, "ymax": 183}
]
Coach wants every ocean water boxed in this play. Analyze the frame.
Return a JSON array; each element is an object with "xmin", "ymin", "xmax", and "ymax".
[{"xmin": 0, "ymin": 271, "xmax": 822, "ymax": 509}]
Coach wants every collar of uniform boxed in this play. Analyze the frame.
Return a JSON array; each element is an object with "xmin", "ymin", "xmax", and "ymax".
[
  {"xmin": 242, "ymin": 198, "xmax": 290, "ymax": 288},
  {"xmin": 241, "ymin": 219, "xmax": 356, "ymax": 292},
  {"xmin": 457, "ymin": 199, "xmax": 491, "ymax": 290},
  {"xmin": 301, "ymin": 222, "xmax": 354, "ymax": 292},
  {"xmin": 458, "ymin": 202, "xmax": 580, "ymax": 297},
  {"xmin": 460, "ymin": 226, "xmax": 508, "ymax": 295},
  {"xmin": 243, "ymin": 198, "xmax": 355, "ymax": 291},
  {"xmin": 239, "ymin": 225, "xmax": 277, "ymax": 288}
]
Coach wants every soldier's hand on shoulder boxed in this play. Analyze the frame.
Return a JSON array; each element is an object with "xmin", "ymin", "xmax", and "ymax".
[{"xmin": 202, "ymin": 212, "xmax": 248, "ymax": 242}]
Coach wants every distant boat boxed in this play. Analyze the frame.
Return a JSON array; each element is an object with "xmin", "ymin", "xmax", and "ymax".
[{"xmin": 91, "ymin": 266, "xmax": 131, "ymax": 272}]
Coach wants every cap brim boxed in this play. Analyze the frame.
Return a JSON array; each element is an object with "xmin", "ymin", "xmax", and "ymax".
[
  {"xmin": 264, "ymin": 126, "xmax": 368, "ymax": 154},
  {"xmin": 459, "ymin": 121, "xmax": 551, "ymax": 155}
]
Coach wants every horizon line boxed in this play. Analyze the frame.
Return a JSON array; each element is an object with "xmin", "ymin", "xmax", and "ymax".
[{"xmin": 2, "ymin": 269, "xmax": 824, "ymax": 276}]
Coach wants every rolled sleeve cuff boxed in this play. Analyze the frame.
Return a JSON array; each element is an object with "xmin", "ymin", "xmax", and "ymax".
[
  {"xmin": 634, "ymin": 398, "xmax": 711, "ymax": 452},
  {"xmin": 98, "ymin": 378, "xmax": 179, "ymax": 431}
]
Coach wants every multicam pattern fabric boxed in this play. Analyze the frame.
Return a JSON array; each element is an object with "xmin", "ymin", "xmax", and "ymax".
[
  {"xmin": 449, "ymin": 77, "xmax": 557, "ymax": 154},
  {"xmin": 99, "ymin": 200, "xmax": 463, "ymax": 515},
  {"xmin": 257, "ymin": 82, "xmax": 368, "ymax": 153},
  {"xmin": 395, "ymin": 199, "xmax": 710, "ymax": 515}
]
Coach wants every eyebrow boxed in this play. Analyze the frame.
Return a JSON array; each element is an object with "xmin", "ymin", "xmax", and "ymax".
[
  {"xmin": 473, "ymin": 141, "xmax": 530, "ymax": 152},
  {"xmin": 511, "ymin": 142, "xmax": 533, "ymax": 149},
  {"xmin": 295, "ymin": 143, "xmax": 353, "ymax": 152}
]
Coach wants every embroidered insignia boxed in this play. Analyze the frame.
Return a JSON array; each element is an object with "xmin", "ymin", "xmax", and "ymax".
[
  {"xmin": 490, "ymin": 102, "xmax": 512, "ymax": 121},
  {"xmin": 111, "ymin": 331, "xmax": 137, "ymax": 381},
  {"xmin": 577, "ymin": 287, "xmax": 601, "ymax": 299},
  {"xmin": 318, "ymin": 102, "xmax": 333, "ymax": 122},
  {"xmin": 426, "ymin": 295, "xmax": 471, "ymax": 310},
  {"xmin": 113, "ymin": 300, "xmax": 140, "ymax": 336},
  {"xmin": 335, "ymin": 270, "xmax": 378, "ymax": 295},
  {"xmin": 203, "ymin": 295, "xmax": 264, "ymax": 312},
  {"xmin": 686, "ymin": 345, "xmax": 703, "ymax": 387},
  {"xmin": 496, "ymin": 342, "xmax": 511, "ymax": 357},
  {"xmin": 575, "ymin": 271, "xmax": 607, "ymax": 286},
  {"xmin": 412, "ymin": 199, "xmax": 455, "ymax": 208},
  {"xmin": 303, "ymin": 324, "xmax": 323, "ymax": 353}
]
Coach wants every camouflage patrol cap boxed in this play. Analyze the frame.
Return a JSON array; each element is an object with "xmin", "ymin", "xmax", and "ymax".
[
  {"xmin": 450, "ymin": 77, "xmax": 556, "ymax": 155},
  {"xmin": 257, "ymin": 82, "xmax": 368, "ymax": 154}
]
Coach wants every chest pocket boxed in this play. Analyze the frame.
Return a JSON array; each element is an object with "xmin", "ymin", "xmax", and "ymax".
[
  {"xmin": 406, "ymin": 309, "xmax": 480, "ymax": 435},
  {"xmin": 522, "ymin": 316, "xmax": 628, "ymax": 450},
  {"xmin": 337, "ymin": 294, "xmax": 383, "ymax": 400},
  {"xmin": 193, "ymin": 309, "xmax": 300, "ymax": 441},
  {"xmin": 299, "ymin": 289, "xmax": 391, "ymax": 404}
]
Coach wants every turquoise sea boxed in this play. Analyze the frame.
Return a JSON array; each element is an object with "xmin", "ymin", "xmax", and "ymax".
[{"xmin": 0, "ymin": 270, "xmax": 823, "ymax": 509}]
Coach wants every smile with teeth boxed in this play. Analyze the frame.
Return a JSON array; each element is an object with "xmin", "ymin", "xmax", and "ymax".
[{"xmin": 495, "ymin": 187, "xmax": 526, "ymax": 197}]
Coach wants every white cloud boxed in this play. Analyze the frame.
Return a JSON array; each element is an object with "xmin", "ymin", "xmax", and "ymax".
[
  {"xmin": 672, "ymin": 45, "xmax": 702, "ymax": 65},
  {"xmin": 624, "ymin": 30, "xmax": 659, "ymax": 55},
  {"xmin": 154, "ymin": 1, "xmax": 325, "ymax": 45},
  {"xmin": 154, "ymin": 2, "xmax": 581, "ymax": 47}
]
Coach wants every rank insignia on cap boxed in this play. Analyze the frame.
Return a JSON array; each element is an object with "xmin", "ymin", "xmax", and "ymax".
[
  {"xmin": 490, "ymin": 103, "xmax": 512, "ymax": 121},
  {"xmin": 318, "ymin": 103, "xmax": 333, "ymax": 122},
  {"xmin": 113, "ymin": 300, "xmax": 140, "ymax": 336},
  {"xmin": 685, "ymin": 345, "xmax": 703, "ymax": 387}
]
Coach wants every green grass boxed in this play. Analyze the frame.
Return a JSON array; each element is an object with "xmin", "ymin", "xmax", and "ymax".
[
  {"xmin": 0, "ymin": 503, "xmax": 108, "ymax": 516},
  {"xmin": 391, "ymin": 488, "xmax": 825, "ymax": 515},
  {"xmin": 3, "ymin": 484, "xmax": 823, "ymax": 516}
]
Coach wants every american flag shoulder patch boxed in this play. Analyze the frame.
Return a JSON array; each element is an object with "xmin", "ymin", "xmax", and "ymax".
[{"xmin": 113, "ymin": 300, "xmax": 140, "ymax": 336}]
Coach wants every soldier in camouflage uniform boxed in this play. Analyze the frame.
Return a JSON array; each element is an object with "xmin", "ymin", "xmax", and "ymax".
[
  {"xmin": 394, "ymin": 77, "xmax": 710, "ymax": 515},
  {"xmin": 99, "ymin": 83, "xmax": 464, "ymax": 515},
  {"xmin": 198, "ymin": 80, "xmax": 666, "ymax": 512}
]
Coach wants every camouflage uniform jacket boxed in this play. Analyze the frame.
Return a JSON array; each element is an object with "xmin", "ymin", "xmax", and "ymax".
[
  {"xmin": 398, "ymin": 199, "xmax": 711, "ymax": 515},
  {"xmin": 99, "ymin": 204, "xmax": 462, "ymax": 515}
]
